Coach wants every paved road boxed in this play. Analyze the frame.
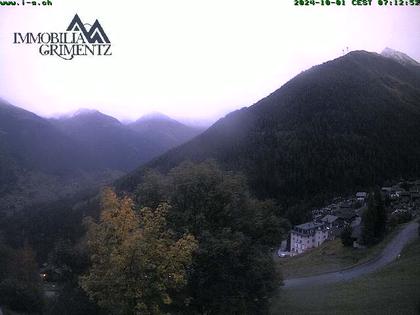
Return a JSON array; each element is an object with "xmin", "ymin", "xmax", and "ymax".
[
  {"xmin": 0, "ymin": 306, "xmax": 3, "ymax": 315},
  {"xmin": 283, "ymin": 221, "xmax": 419, "ymax": 289}
]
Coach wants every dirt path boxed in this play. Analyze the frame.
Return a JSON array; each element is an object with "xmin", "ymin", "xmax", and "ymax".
[{"xmin": 283, "ymin": 221, "xmax": 419, "ymax": 289}]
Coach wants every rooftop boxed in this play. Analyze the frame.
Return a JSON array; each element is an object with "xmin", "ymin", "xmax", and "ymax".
[
  {"xmin": 321, "ymin": 215, "xmax": 338, "ymax": 224},
  {"xmin": 294, "ymin": 222, "xmax": 325, "ymax": 230},
  {"xmin": 335, "ymin": 210, "xmax": 358, "ymax": 221}
]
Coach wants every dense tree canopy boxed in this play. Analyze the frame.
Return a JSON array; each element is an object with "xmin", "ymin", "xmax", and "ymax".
[{"xmin": 135, "ymin": 161, "xmax": 290, "ymax": 314}]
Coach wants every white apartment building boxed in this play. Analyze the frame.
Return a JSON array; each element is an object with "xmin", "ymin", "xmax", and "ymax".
[{"xmin": 290, "ymin": 222, "xmax": 329, "ymax": 254}]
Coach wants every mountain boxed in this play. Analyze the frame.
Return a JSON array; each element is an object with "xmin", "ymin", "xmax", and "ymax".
[
  {"xmin": 0, "ymin": 100, "xmax": 94, "ymax": 174},
  {"xmin": 128, "ymin": 112, "xmax": 203, "ymax": 149},
  {"xmin": 0, "ymin": 103, "xmax": 202, "ymax": 214},
  {"xmin": 381, "ymin": 47, "xmax": 420, "ymax": 68},
  {"xmin": 0, "ymin": 100, "xmax": 114, "ymax": 213},
  {"xmin": 50, "ymin": 109, "xmax": 167, "ymax": 171},
  {"xmin": 118, "ymin": 50, "xmax": 420, "ymax": 217}
]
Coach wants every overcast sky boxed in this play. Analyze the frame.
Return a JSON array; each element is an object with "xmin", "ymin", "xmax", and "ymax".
[{"xmin": 0, "ymin": 0, "xmax": 419, "ymax": 122}]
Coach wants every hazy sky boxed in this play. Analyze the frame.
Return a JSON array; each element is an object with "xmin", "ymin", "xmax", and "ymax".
[{"xmin": 0, "ymin": 1, "xmax": 419, "ymax": 122}]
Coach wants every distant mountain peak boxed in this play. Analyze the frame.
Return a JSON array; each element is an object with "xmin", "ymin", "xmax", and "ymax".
[
  {"xmin": 58, "ymin": 108, "xmax": 122, "ymax": 127},
  {"xmin": 72, "ymin": 108, "xmax": 101, "ymax": 117},
  {"xmin": 381, "ymin": 47, "xmax": 419, "ymax": 67},
  {"xmin": 137, "ymin": 112, "xmax": 172, "ymax": 122}
]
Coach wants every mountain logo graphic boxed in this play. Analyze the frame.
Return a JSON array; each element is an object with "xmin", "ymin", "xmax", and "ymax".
[
  {"xmin": 13, "ymin": 14, "xmax": 112, "ymax": 60},
  {"xmin": 67, "ymin": 14, "xmax": 110, "ymax": 44}
]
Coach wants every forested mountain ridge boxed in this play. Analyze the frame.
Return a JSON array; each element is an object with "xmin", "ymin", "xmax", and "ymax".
[
  {"xmin": 118, "ymin": 50, "xmax": 420, "ymax": 218},
  {"xmin": 0, "ymin": 102, "xmax": 203, "ymax": 213},
  {"xmin": 49, "ymin": 110, "xmax": 203, "ymax": 171},
  {"xmin": 50, "ymin": 110, "xmax": 165, "ymax": 171},
  {"xmin": 0, "ymin": 100, "xmax": 94, "ymax": 173}
]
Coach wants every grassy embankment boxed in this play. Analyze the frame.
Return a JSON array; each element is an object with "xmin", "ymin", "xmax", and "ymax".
[
  {"xmin": 276, "ymin": 225, "xmax": 402, "ymax": 279},
  {"xmin": 271, "ymin": 229, "xmax": 420, "ymax": 314}
]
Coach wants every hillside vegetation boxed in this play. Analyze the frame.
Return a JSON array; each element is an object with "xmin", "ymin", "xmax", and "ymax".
[{"xmin": 119, "ymin": 51, "xmax": 420, "ymax": 221}]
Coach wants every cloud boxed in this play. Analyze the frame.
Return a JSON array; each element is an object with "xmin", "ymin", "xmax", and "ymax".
[{"xmin": 0, "ymin": 0, "xmax": 419, "ymax": 120}]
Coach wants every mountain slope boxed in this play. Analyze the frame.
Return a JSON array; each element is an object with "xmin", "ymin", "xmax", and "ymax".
[
  {"xmin": 118, "ymin": 50, "xmax": 420, "ymax": 212},
  {"xmin": 0, "ymin": 104, "xmax": 201, "ymax": 213},
  {"xmin": 0, "ymin": 100, "xmax": 94, "ymax": 174},
  {"xmin": 50, "ymin": 110, "xmax": 167, "ymax": 171},
  {"xmin": 128, "ymin": 112, "xmax": 203, "ymax": 149},
  {"xmin": 0, "ymin": 100, "xmax": 116, "ymax": 213}
]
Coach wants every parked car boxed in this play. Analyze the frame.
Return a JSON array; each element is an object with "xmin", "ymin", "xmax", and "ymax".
[{"xmin": 277, "ymin": 250, "xmax": 290, "ymax": 258}]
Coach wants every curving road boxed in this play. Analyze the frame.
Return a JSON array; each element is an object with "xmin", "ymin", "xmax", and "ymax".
[{"xmin": 283, "ymin": 221, "xmax": 419, "ymax": 289}]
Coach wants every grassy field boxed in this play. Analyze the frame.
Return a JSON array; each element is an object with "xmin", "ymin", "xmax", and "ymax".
[
  {"xmin": 276, "ymin": 226, "xmax": 402, "ymax": 279},
  {"xmin": 270, "ymin": 238, "xmax": 420, "ymax": 314}
]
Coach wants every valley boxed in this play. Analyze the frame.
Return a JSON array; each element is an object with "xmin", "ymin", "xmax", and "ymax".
[
  {"xmin": 0, "ymin": 101, "xmax": 203, "ymax": 214},
  {"xmin": 1, "ymin": 48, "xmax": 420, "ymax": 314}
]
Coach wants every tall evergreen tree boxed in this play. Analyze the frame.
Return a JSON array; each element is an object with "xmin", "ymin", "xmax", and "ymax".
[
  {"xmin": 362, "ymin": 189, "xmax": 387, "ymax": 245},
  {"xmin": 341, "ymin": 224, "xmax": 353, "ymax": 247},
  {"xmin": 374, "ymin": 187, "xmax": 387, "ymax": 239}
]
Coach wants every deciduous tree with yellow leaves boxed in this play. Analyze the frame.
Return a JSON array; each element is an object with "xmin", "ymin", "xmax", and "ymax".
[{"xmin": 80, "ymin": 188, "xmax": 197, "ymax": 315}]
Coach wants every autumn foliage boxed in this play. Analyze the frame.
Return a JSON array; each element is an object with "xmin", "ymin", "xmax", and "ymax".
[{"xmin": 80, "ymin": 188, "xmax": 197, "ymax": 315}]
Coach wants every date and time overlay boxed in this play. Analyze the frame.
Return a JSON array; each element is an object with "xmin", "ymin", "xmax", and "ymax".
[
  {"xmin": 295, "ymin": 0, "xmax": 420, "ymax": 6},
  {"xmin": 0, "ymin": 0, "xmax": 419, "ymax": 7}
]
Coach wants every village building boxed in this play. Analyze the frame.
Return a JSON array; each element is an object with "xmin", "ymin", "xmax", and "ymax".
[
  {"xmin": 319, "ymin": 214, "xmax": 343, "ymax": 239},
  {"xmin": 356, "ymin": 192, "xmax": 368, "ymax": 203},
  {"xmin": 290, "ymin": 222, "xmax": 329, "ymax": 254},
  {"xmin": 320, "ymin": 214, "xmax": 339, "ymax": 227}
]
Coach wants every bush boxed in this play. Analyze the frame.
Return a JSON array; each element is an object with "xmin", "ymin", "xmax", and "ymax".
[{"xmin": 389, "ymin": 211, "xmax": 412, "ymax": 228}]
